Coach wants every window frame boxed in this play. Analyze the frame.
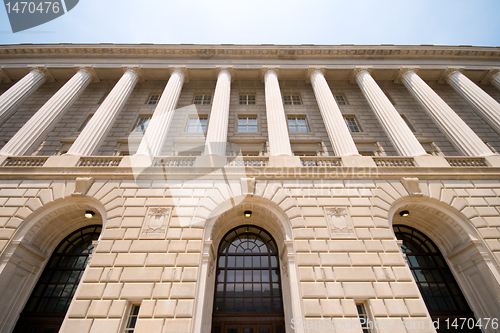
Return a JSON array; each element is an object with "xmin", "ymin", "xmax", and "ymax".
[
  {"xmin": 343, "ymin": 116, "xmax": 362, "ymax": 133},
  {"xmin": 287, "ymin": 116, "xmax": 310, "ymax": 134},
  {"xmin": 356, "ymin": 303, "xmax": 372, "ymax": 333},
  {"xmin": 334, "ymin": 94, "xmax": 349, "ymax": 106},
  {"xmin": 282, "ymin": 93, "xmax": 302, "ymax": 106},
  {"xmin": 186, "ymin": 116, "xmax": 208, "ymax": 133},
  {"xmin": 146, "ymin": 94, "xmax": 161, "ymax": 105},
  {"xmin": 193, "ymin": 94, "xmax": 213, "ymax": 106},
  {"xmin": 239, "ymin": 94, "xmax": 256, "ymax": 105},
  {"xmin": 123, "ymin": 303, "xmax": 141, "ymax": 333},
  {"xmin": 237, "ymin": 115, "xmax": 259, "ymax": 133},
  {"xmin": 132, "ymin": 115, "xmax": 152, "ymax": 134}
]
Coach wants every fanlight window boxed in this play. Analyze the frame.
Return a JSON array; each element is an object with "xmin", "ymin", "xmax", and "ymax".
[{"xmin": 213, "ymin": 225, "xmax": 285, "ymax": 333}]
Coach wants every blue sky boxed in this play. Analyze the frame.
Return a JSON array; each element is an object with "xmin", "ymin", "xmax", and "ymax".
[{"xmin": 1, "ymin": 0, "xmax": 499, "ymax": 46}]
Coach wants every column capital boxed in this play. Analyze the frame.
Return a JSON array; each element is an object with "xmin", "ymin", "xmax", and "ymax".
[
  {"xmin": 27, "ymin": 65, "xmax": 55, "ymax": 82},
  {"xmin": 169, "ymin": 66, "xmax": 189, "ymax": 83},
  {"xmin": 306, "ymin": 67, "xmax": 326, "ymax": 83},
  {"xmin": 349, "ymin": 67, "xmax": 372, "ymax": 83},
  {"xmin": 394, "ymin": 67, "xmax": 419, "ymax": 84},
  {"xmin": 122, "ymin": 66, "xmax": 144, "ymax": 82},
  {"xmin": 438, "ymin": 67, "xmax": 464, "ymax": 83},
  {"xmin": 480, "ymin": 68, "xmax": 500, "ymax": 84},
  {"xmin": 75, "ymin": 65, "xmax": 100, "ymax": 83},
  {"xmin": 262, "ymin": 66, "xmax": 280, "ymax": 81},
  {"xmin": 0, "ymin": 66, "xmax": 12, "ymax": 83},
  {"xmin": 215, "ymin": 66, "xmax": 234, "ymax": 82}
]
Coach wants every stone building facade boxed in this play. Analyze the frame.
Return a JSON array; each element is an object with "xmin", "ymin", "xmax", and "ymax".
[{"xmin": 0, "ymin": 44, "xmax": 500, "ymax": 333}]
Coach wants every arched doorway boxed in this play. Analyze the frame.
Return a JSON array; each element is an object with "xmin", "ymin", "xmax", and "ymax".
[
  {"xmin": 212, "ymin": 225, "xmax": 285, "ymax": 333},
  {"xmin": 13, "ymin": 225, "xmax": 101, "ymax": 333},
  {"xmin": 394, "ymin": 225, "xmax": 481, "ymax": 333}
]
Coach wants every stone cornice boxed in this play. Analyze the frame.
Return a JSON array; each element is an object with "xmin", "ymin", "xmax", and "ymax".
[{"xmin": 1, "ymin": 44, "xmax": 499, "ymax": 61}]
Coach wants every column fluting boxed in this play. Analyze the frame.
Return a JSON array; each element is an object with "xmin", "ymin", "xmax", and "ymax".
[
  {"xmin": 67, "ymin": 68, "xmax": 139, "ymax": 156},
  {"xmin": 264, "ymin": 69, "xmax": 293, "ymax": 156},
  {"xmin": 0, "ymin": 69, "xmax": 47, "ymax": 126},
  {"xmin": 355, "ymin": 69, "xmax": 427, "ymax": 156},
  {"xmin": 0, "ymin": 68, "xmax": 93, "ymax": 156},
  {"xmin": 310, "ymin": 69, "xmax": 359, "ymax": 156},
  {"xmin": 401, "ymin": 69, "xmax": 493, "ymax": 156},
  {"xmin": 445, "ymin": 69, "xmax": 500, "ymax": 135},
  {"xmin": 204, "ymin": 68, "xmax": 231, "ymax": 156},
  {"xmin": 135, "ymin": 69, "xmax": 185, "ymax": 157}
]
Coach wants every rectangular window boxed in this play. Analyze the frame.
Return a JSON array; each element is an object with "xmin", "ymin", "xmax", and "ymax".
[
  {"xmin": 344, "ymin": 116, "xmax": 361, "ymax": 133},
  {"xmin": 238, "ymin": 117, "xmax": 258, "ymax": 133},
  {"xmin": 401, "ymin": 114, "xmax": 416, "ymax": 132},
  {"xmin": 133, "ymin": 116, "xmax": 152, "ymax": 133},
  {"xmin": 287, "ymin": 117, "xmax": 309, "ymax": 133},
  {"xmin": 283, "ymin": 94, "xmax": 302, "ymax": 105},
  {"xmin": 193, "ymin": 94, "xmax": 212, "ymax": 105},
  {"xmin": 239, "ymin": 94, "xmax": 256, "ymax": 105},
  {"xmin": 147, "ymin": 94, "xmax": 161, "ymax": 105},
  {"xmin": 356, "ymin": 303, "xmax": 371, "ymax": 333},
  {"xmin": 334, "ymin": 94, "xmax": 348, "ymax": 105},
  {"xmin": 124, "ymin": 304, "xmax": 140, "ymax": 333},
  {"xmin": 77, "ymin": 114, "xmax": 93, "ymax": 132},
  {"xmin": 187, "ymin": 117, "xmax": 208, "ymax": 133}
]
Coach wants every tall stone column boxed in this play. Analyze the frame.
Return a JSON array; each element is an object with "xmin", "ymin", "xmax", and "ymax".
[
  {"xmin": 0, "ymin": 68, "xmax": 48, "ymax": 126},
  {"xmin": 264, "ymin": 68, "xmax": 293, "ymax": 156},
  {"xmin": 354, "ymin": 68, "xmax": 427, "ymax": 156},
  {"xmin": 135, "ymin": 68, "xmax": 185, "ymax": 157},
  {"xmin": 400, "ymin": 69, "xmax": 493, "ymax": 156},
  {"xmin": 310, "ymin": 69, "xmax": 358, "ymax": 156},
  {"xmin": 444, "ymin": 69, "xmax": 500, "ymax": 134},
  {"xmin": 0, "ymin": 68, "xmax": 94, "ymax": 156},
  {"xmin": 67, "ymin": 68, "xmax": 139, "ymax": 156},
  {"xmin": 204, "ymin": 68, "xmax": 231, "ymax": 156}
]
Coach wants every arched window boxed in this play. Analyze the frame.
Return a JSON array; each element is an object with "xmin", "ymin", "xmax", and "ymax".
[
  {"xmin": 212, "ymin": 225, "xmax": 285, "ymax": 333},
  {"xmin": 394, "ymin": 225, "xmax": 481, "ymax": 333},
  {"xmin": 14, "ymin": 225, "xmax": 101, "ymax": 333}
]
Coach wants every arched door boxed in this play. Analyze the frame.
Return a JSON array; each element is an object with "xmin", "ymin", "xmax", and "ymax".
[
  {"xmin": 13, "ymin": 225, "xmax": 101, "ymax": 333},
  {"xmin": 212, "ymin": 225, "xmax": 285, "ymax": 333},
  {"xmin": 394, "ymin": 225, "xmax": 481, "ymax": 333}
]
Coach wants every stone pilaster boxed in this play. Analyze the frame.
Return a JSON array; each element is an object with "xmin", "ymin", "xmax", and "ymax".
[
  {"xmin": 401, "ymin": 69, "xmax": 493, "ymax": 156},
  {"xmin": 135, "ymin": 67, "xmax": 185, "ymax": 157},
  {"xmin": 444, "ymin": 69, "xmax": 500, "ymax": 135},
  {"xmin": 355, "ymin": 68, "xmax": 427, "ymax": 156},
  {"xmin": 264, "ymin": 68, "xmax": 293, "ymax": 157},
  {"xmin": 310, "ymin": 69, "xmax": 359, "ymax": 156},
  {"xmin": 0, "ymin": 68, "xmax": 48, "ymax": 126},
  {"xmin": 203, "ymin": 68, "xmax": 231, "ymax": 156},
  {"xmin": 67, "ymin": 68, "xmax": 139, "ymax": 156},
  {"xmin": 0, "ymin": 68, "xmax": 93, "ymax": 156}
]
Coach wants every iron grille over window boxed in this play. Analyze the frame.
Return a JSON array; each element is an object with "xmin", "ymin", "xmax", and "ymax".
[{"xmin": 394, "ymin": 225, "xmax": 480, "ymax": 333}]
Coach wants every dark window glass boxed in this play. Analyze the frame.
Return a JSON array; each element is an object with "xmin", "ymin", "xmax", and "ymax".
[{"xmin": 394, "ymin": 225, "xmax": 481, "ymax": 333}]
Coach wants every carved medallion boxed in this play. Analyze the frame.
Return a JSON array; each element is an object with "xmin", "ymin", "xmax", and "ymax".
[
  {"xmin": 325, "ymin": 207, "xmax": 356, "ymax": 238},
  {"xmin": 140, "ymin": 207, "xmax": 171, "ymax": 239}
]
